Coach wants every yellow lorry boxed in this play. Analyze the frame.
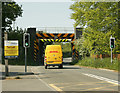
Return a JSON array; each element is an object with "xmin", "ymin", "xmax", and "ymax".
[{"xmin": 44, "ymin": 45, "xmax": 63, "ymax": 69}]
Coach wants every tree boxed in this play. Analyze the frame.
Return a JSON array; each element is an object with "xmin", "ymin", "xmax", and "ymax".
[
  {"xmin": 70, "ymin": 2, "xmax": 120, "ymax": 55},
  {"xmin": 2, "ymin": 2, "xmax": 23, "ymax": 31}
]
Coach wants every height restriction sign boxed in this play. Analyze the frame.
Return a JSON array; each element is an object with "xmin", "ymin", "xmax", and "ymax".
[{"xmin": 4, "ymin": 40, "xmax": 19, "ymax": 59}]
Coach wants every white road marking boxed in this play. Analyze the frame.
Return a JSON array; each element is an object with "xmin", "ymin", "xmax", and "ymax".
[
  {"xmin": 82, "ymin": 73, "xmax": 119, "ymax": 86},
  {"xmin": 31, "ymin": 67, "xmax": 56, "ymax": 91}
]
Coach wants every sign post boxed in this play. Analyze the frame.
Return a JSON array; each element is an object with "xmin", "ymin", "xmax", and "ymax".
[
  {"xmin": 110, "ymin": 36, "xmax": 115, "ymax": 64},
  {"xmin": 25, "ymin": 47, "xmax": 27, "ymax": 72},
  {"xmin": 4, "ymin": 33, "xmax": 19, "ymax": 76},
  {"xmin": 111, "ymin": 48, "xmax": 112, "ymax": 64},
  {"xmin": 18, "ymin": 33, "xmax": 33, "ymax": 75},
  {"xmin": 23, "ymin": 33, "xmax": 30, "ymax": 73},
  {"xmin": 4, "ymin": 32, "xmax": 8, "ymax": 76}
]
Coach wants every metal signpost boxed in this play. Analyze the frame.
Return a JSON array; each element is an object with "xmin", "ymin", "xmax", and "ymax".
[
  {"xmin": 110, "ymin": 36, "xmax": 115, "ymax": 64},
  {"xmin": 4, "ymin": 33, "xmax": 8, "ymax": 76},
  {"xmin": 23, "ymin": 33, "xmax": 30, "ymax": 72},
  {"xmin": 25, "ymin": 47, "xmax": 27, "ymax": 72}
]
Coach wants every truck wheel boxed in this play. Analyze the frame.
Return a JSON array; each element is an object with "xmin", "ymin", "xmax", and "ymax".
[
  {"xmin": 45, "ymin": 65, "xmax": 47, "ymax": 69},
  {"xmin": 59, "ymin": 64, "xmax": 63, "ymax": 69}
]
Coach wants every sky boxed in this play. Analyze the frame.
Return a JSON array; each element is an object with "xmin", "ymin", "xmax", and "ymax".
[{"xmin": 15, "ymin": 2, "xmax": 75, "ymax": 31}]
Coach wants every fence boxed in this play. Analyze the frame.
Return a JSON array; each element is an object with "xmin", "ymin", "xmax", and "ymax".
[{"xmin": 91, "ymin": 54, "xmax": 120, "ymax": 60}]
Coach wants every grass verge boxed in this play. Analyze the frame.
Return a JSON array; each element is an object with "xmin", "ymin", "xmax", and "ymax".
[{"xmin": 70, "ymin": 57, "xmax": 119, "ymax": 71}]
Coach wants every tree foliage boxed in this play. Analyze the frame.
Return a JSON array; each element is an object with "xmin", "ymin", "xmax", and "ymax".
[
  {"xmin": 2, "ymin": 2, "xmax": 23, "ymax": 30},
  {"xmin": 70, "ymin": 2, "xmax": 120, "ymax": 55}
]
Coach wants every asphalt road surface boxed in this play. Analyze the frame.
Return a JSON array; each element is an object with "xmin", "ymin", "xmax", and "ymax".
[
  {"xmin": 1, "ymin": 60, "xmax": 119, "ymax": 92},
  {"xmin": 31, "ymin": 65, "xmax": 119, "ymax": 91}
]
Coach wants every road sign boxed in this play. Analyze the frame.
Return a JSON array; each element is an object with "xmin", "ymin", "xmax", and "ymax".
[
  {"xmin": 4, "ymin": 40, "xmax": 19, "ymax": 59},
  {"xmin": 23, "ymin": 33, "xmax": 30, "ymax": 48}
]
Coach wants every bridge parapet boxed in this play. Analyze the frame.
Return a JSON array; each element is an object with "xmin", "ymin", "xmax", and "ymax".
[{"xmin": 36, "ymin": 27, "xmax": 74, "ymax": 33}]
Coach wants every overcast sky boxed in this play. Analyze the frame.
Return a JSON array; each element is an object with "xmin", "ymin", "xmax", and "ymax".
[{"xmin": 14, "ymin": 2, "xmax": 75, "ymax": 30}]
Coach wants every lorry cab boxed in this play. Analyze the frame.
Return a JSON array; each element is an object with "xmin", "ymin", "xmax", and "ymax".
[{"xmin": 44, "ymin": 45, "xmax": 63, "ymax": 69}]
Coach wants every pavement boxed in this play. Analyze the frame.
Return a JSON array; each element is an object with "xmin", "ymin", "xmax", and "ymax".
[
  {"xmin": 0, "ymin": 64, "xmax": 5, "ymax": 80},
  {"xmin": 1, "ymin": 65, "xmax": 57, "ymax": 91}
]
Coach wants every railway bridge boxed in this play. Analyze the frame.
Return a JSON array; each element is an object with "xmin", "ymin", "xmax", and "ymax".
[{"xmin": 27, "ymin": 27, "xmax": 80, "ymax": 65}]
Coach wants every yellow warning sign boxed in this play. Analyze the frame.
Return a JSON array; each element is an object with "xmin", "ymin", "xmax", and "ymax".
[
  {"xmin": 4, "ymin": 46, "xmax": 18, "ymax": 51},
  {"xmin": 4, "ymin": 40, "xmax": 19, "ymax": 57},
  {"xmin": 4, "ymin": 50, "xmax": 19, "ymax": 56}
]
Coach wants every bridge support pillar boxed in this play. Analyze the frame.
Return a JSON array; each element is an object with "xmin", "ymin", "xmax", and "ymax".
[
  {"xmin": 27, "ymin": 28, "xmax": 37, "ymax": 65},
  {"xmin": 38, "ymin": 41, "xmax": 44, "ymax": 65}
]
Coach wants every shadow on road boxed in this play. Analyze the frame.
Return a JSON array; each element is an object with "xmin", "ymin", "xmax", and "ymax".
[
  {"xmin": 62, "ymin": 62, "xmax": 71, "ymax": 65},
  {"xmin": 48, "ymin": 66, "xmax": 81, "ymax": 70},
  {"xmin": 62, "ymin": 67, "xmax": 81, "ymax": 69},
  {"xmin": 2, "ymin": 72, "xmax": 39, "ymax": 77}
]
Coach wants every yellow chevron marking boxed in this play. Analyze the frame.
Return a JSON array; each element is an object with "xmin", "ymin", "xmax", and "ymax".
[
  {"xmin": 34, "ymin": 53, "xmax": 37, "ymax": 55},
  {"xmin": 48, "ymin": 39, "xmax": 51, "ymax": 42},
  {"xmin": 56, "ymin": 39, "xmax": 58, "ymax": 42},
  {"xmin": 59, "ymin": 39, "xmax": 61, "ymax": 42},
  {"xmin": 43, "ymin": 33, "xmax": 49, "ymax": 37},
  {"xmin": 73, "ymin": 46, "xmax": 75, "ymax": 50},
  {"xmin": 41, "ymin": 39, "xmax": 44, "ymax": 42},
  {"xmin": 65, "ymin": 39, "xmax": 68, "ymax": 42},
  {"xmin": 36, "ymin": 46, "xmax": 39, "ymax": 50},
  {"xmin": 72, "ymin": 52, "xmax": 74, "ymax": 55},
  {"xmin": 70, "ymin": 34, "xmax": 74, "ymax": 37},
  {"xmin": 34, "ymin": 43, "xmax": 37, "ymax": 46},
  {"xmin": 72, "ymin": 39, "xmax": 75, "ymax": 41},
  {"xmin": 34, "ymin": 46, "xmax": 37, "ymax": 48},
  {"xmin": 63, "ymin": 33, "xmax": 68, "ymax": 37},
  {"xmin": 34, "ymin": 49, "xmax": 37, "ymax": 52},
  {"xmin": 50, "ymin": 33, "xmax": 55, "ymax": 37},
  {"xmin": 34, "ymin": 40, "xmax": 36, "ymax": 43},
  {"xmin": 62, "ymin": 39, "xmax": 65, "ymax": 42},
  {"xmin": 36, "ymin": 39, "xmax": 39, "ymax": 43},
  {"xmin": 57, "ymin": 34, "xmax": 61, "ymax": 37},
  {"xmin": 44, "ymin": 39, "xmax": 47, "ymax": 41},
  {"xmin": 36, "ymin": 33, "xmax": 42, "ymax": 37},
  {"xmin": 51, "ymin": 39, "xmax": 54, "ymax": 42}
]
